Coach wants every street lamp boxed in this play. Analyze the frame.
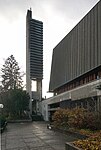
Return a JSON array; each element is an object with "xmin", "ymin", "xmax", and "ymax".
[
  {"xmin": 0, "ymin": 104, "xmax": 4, "ymax": 109},
  {"xmin": 0, "ymin": 104, "xmax": 4, "ymax": 116}
]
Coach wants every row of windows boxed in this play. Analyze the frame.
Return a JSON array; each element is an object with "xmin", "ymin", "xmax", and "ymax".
[
  {"xmin": 30, "ymin": 59, "xmax": 43, "ymax": 63},
  {"xmin": 30, "ymin": 20, "xmax": 43, "ymax": 27},
  {"xmin": 30, "ymin": 70, "xmax": 43, "ymax": 74},
  {"xmin": 30, "ymin": 54, "xmax": 43, "ymax": 59},
  {"xmin": 30, "ymin": 34, "xmax": 43, "ymax": 40},
  {"xmin": 30, "ymin": 55, "xmax": 43, "ymax": 59},
  {"xmin": 30, "ymin": 48, "xmax": 43, "ymax": 52},
  {"xmin": 30, "ymin": 69, "xmax": 43, "ymax": 73},
  {"xmin": 30, "ymin": 36, "xmax": 43, "ymax": 42},
  {"xmin": 30, "ymin": 73, "xmax": 43, "ymax": 77},
  {"xmin": 55, "ymin": 69, "xmax": 101, "ymax": 95},
  {"xmin": 30, "ymin": 41, "xmax": 43, "ymax": 46},
  {"xmin": 30, "ymin": 31, "xmax": 43, "ymax": 36},
  {"xmin": 30, "ymin": 63, "xmax": 43, "ymax": 67},
  {"xmin": 30, "ymin": 44, "xmax": 43, "ymax": 49},
  {"xmin": 30, "ymin": 27, "xmax": 43, "ymax": 32}
]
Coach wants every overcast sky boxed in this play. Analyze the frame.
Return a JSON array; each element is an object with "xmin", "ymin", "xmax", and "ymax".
[{"xmin": 0, "ymin": 0, "xmax": 99, "ymax": 98}]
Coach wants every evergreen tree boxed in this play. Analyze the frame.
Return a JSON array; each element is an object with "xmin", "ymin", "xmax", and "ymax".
[
  {"xmin": 1, "ymin": 55, "xmax": 23, "ymax": 91},
  {"xmin": 0, "ymin": 89, "xmax": 30, "ymax": 118},
  {"xmin": 0, "ymin": 55, "xmax": 30, "ymax": 118}
]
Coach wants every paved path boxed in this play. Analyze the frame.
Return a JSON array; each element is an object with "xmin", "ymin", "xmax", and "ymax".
[{"xmin": 1, "ymin": 122, "xmax": 78, "ymax": 150}]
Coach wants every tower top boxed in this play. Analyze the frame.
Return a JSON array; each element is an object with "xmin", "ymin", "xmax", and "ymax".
[{"xmin": 27, "ymin": 8, "xmax": 32, "ymax": 19}]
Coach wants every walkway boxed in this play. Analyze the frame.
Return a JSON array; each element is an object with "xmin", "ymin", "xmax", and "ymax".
[{"xmin": 1, "ymin": 122, "xmax": 78, "ymax": 150}]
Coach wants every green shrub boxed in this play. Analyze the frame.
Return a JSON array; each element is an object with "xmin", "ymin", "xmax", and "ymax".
[
  {"xmin": 31, "ymin": 115, "xmax": 44, "ymax": 121},
  {"xmin": 0, "ymin": 115, "xmax": 7, "ymax": 128}
]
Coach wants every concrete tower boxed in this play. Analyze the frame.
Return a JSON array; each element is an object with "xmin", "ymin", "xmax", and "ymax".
[{"xmin": 26, "ymin": 9, "xmax": 43, "ymax": 115}]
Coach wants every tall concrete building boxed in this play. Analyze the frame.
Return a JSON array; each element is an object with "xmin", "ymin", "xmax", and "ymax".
[
  {"xmin": 42, "ymin": 1, "xmax": 101, "ymax": 121},
  {"xmin": 26, "ymin": 9, "xmax": 43, "ymax": 114}
]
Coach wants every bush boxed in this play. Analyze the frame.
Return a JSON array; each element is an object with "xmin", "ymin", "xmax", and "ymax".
[
  {"xmin": 82, "ymin": 112, "xmax": 101, "ymax": 130},
  {"xmin": 52, "ymin": 108, "xmax": 101, "ymax": 130},
  {"xmin": 0, "ymin": 116, "xmax": 6, "ymax": 127},
  {"xmin": 68, "ymin": 108, "xmax": 87, "ymax": 129},
  {"xmin": 31, "ymin": 115, "xmax": 44, "ymax": 121},
  {"xmin": 73, "ymin": 131, "xmax": 101, "ymax": 150},
  {"xmin": 0, "ymin": 115, "xmax": 7, "ymax": 132},
  {"xmin": 52, "ymin": 109, "xmax": 70, "ymax": 128}
]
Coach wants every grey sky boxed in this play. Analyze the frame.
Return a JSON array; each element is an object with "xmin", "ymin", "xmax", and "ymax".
[
  {"xmin": 0, "ymin": 0, "xmax": 99, "ymax": 97},
  {"xmin": 0, "ymin": 0, "xmax": 99, "ymax": 21}
]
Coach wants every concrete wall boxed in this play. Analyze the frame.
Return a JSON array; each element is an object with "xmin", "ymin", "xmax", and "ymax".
[
  {"xmin": 49, "ymin": 1, "xmax": 101, "ymax": 91},
  {"xmin": 48, "ymin": 79, "xmax": 101, "ymax": 105},
  {"xmin": 42, "ymin": 79, "xmax": 101, "ymax": 121},
  {"xmin": 41, "ymin": 100, "xmax": 49, "ymax": 121}
]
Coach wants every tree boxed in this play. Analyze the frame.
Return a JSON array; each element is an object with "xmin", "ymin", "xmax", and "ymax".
[
  {"xmin": 1, "ymin": 55, "xmax": 23, "ymax": 91},
  {"xmin": 0, "ymin": 89, "xmax": 30, "ymax": 119},
  {"xmin": 0, "ymin": 55, "xmax": 29, "ymax": 119},
  {"xmin": 11, "ymin": 89, "xmax": 30, "ymax": 116}
]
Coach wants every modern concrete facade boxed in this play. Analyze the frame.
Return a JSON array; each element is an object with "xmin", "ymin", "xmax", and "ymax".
[
  {"xmin": 26, "ymin": 9, "xmax": 43, "ymax": 114},
  {"xmin": 42, "ymin": 1, "xmax": 101, "ymax": 121},
  {"xmin": 49, "ymin": 1, "xmax": 101, "ymax": 92}
]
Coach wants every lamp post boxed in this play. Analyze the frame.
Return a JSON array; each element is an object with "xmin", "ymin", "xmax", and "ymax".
[
  {"xmin": 0, "ymin": 104, "xmax": 4, "ymax": 116},
  {"xmin": 0, "ymin": 104, "xmax": 4, "ymax": 109}
]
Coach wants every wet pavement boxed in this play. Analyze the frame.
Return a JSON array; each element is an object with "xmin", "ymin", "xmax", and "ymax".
[{"xmin": 1, "ymin": 122, "xmax": 78, "ymax": 150}]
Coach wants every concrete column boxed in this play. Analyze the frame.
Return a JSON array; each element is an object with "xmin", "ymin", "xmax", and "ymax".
[
  {"xmin": 26, "ymin": 74, "xmax": 32, "ymax": 115},
  {"xmin": 97, "ymin": 97, "xmax": 100, "ymax": 112},
  {"xmin": 36, "ymin": 80, "xmax": 42, "ymax": 114},
  {"xmin": 87, "ymin": 100, "xmax": 89, "ymax": 110},
  {"xmin": 36, "ymin": 80, "xmax": 42, "ymax": 101}
]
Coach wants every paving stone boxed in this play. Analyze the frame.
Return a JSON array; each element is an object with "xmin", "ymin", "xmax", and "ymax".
[
  {"xmin": 6, "ymin": 142, "xmax": 26, "ymax": 149},
  {"xmin": 6, "ymin": 147, "xmax": 29, "ymax": 150},
  {"xmin": 23, "ymin": 138, "xmax": 41, "ymax": 143},
  {"xmin": 26, "ymin": 141, "xmax": 48, "ymax": 148},
  {"xmin": 52, "ymin": 145, "xmax": 65, "ymax": 150},
  {"xmin": 1, "ymin": 122, "xmax": 79, "ymax": 150},
  {"xmin": 29, "ymin": 146, "xmax": 54, "ymax": 150}
]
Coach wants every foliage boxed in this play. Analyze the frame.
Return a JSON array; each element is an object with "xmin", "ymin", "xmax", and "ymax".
[
  {"xmin": 52, "ymin": 109, "xmax": 70, "ymax": 128},
  {"xmin": 52, "ymin": 108, "xmax": 101, "ymax": 149},
  {"xmin": 0, "ymin": 115, "xmax": 7, "ymax": 132},
  {"xmin": 0, "ymin": 89, "xmax": 30, "ymax": 119},
  {"xmin": 68, "ymin": 107, "xmax": 87, "ymax": 129},
  {"xmin": 31, "ymin": 115, "xmax": 44, "ymax": 121},
  {"xmin": 52, "ymin": 108, "xmax": 101, "ymax": 130},
  {"xmin": 1, "ymin": 55, "xmax": 23, "ymax": 91},
  {"xmin": 73, "ymin": 132, "xmax": 101, "ymax": 150},
  {"xmin": 85, "ymin": 112, "xmax": 101, "ymax": 130},
  {"xmin": 0, "ymin": 55, "xmax": 29, "ymax": 119},
  {"xmin": 0, "ymin": 115, "xmax": 6, "ymax": 127},
  {"xmin": 78, "ymin": 129, "xmax": 97, "ymax": 137}
]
